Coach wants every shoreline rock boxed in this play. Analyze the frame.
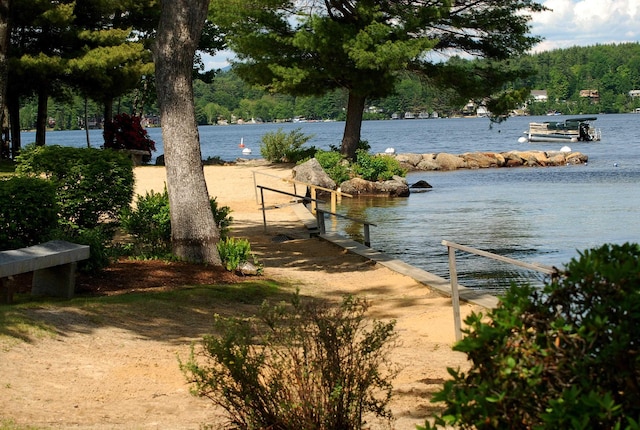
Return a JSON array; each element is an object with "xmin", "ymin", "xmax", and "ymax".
[{"xmin": 392, "ymin": 150, "xmax": 588, "ymax": 171}]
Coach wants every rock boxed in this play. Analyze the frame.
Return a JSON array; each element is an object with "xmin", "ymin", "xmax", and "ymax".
[
  {"xmin": 395, "ymin": 153, "xmax": 424, "ymax": 170},
  {"xmin": 292, "ymin": 158, "xmax": 337, "ymax": 191},
  {"xmin": 462, "ymin": 152, "xmax": 504, "ymax": 168},
  {"xmin": 236, "ymin": 261, "xmax": 260, "ymax": 276},
  {"xmin": 566, "ymin": 152, "xmax": 588, "ymax": 164},
  {"xmin": 435, "ymin": 153, "xmax": 466, "ymax": 170},
  {"xmin": 340, "ymin": 177, "xmax": 409, "ymax": 197},
  {"xmin": 411, "ymin": 180, "xmax": 432, "ymax": 189},
  {"xmin": 416, "ymin": 154, "xmax": 440, "ymax": 171}
]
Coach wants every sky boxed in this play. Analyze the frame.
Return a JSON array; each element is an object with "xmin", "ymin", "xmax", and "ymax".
[{"xmin": 202, "ymin": 0, "xmax": 640, "ymax": 70}]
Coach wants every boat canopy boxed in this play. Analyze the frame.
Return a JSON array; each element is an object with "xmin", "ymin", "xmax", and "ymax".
[{"xmin": 543, "ymin": 117, "xmax": 597, "ymax": 130}]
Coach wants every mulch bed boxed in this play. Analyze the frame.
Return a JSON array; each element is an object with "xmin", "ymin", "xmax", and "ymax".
[{"xmin": 9, "ymin": 259, "xmax": 246, "ymax": 297}]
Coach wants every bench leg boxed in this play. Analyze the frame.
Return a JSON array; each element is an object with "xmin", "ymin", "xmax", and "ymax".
[
  {"xmin": 1, "ymin": 276, "xmax": 15, "ymax": 304},
  {"xmin": 31, "ymin": 262, "xmax": 78, "ymax": 299}
]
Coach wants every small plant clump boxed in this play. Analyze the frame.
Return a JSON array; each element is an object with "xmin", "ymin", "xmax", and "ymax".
[
  {"xmin": 421, "ymin": 242, "xmax": 640, "ymax": 430},
  {"xmin": 313, "ymin": 147, "xmax": 406, "ymax": 184},
  {"xmin": 216, "ymin": 237, "xmax": 261, "ymax": 273},
  {"xmin": 181, "ymin": 293, "xmax": 398, "ymax": 430},
  {"xmin": 260, "ymin": 127, "xmax": 316, "ymax": 163}
]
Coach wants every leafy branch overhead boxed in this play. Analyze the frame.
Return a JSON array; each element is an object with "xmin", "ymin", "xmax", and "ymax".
[{"xmin": 210, "ymin": 0, "xmax": 546, "ymax": 158}]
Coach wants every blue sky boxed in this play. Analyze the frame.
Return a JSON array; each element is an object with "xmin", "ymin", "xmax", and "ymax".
[{"xmin": 202, "ymin": 0, "xmax": 640, "ymax": 70}]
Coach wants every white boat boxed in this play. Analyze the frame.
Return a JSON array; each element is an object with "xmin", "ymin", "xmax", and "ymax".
[{"xmin": 521, "ymin": 117, "xmax": 601, "ymax": 143}]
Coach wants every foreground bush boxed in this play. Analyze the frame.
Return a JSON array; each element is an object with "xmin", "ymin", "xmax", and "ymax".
[
  {"xmin": 422, "ymin": 242, "xmax": 640, "ymax": 429},
  {"xmin": 182, "ymin": 294, "xmax": 398, "ymax": 430},
  {"xmin": 16, "ymin": 145, "xmax": 134, "ymax": 229},
  {"xmin": 0, "ymin": 176, "xmax": 58, "ymax": 250}
]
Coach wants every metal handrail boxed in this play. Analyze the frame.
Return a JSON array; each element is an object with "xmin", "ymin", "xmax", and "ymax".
[
  {"xmin": 256, "ymin": 185, "xmax": 324, "ymax": 232},
  {"xmin": 441, "ymin": 239, "xmax": 559, "ymax": 341},
  {"xmin": 315, "ymin": 208, "xmax": 377, "ymax": 247}
]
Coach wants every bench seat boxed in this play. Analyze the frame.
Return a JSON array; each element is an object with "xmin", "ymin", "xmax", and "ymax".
[{"xmin": 0, "ymin": 240, "xmax": 90, "ymax": 301}]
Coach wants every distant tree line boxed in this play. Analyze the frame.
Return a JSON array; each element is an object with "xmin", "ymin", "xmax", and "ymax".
[{"xmin": 21, "ymin": 42, "xmax": 640, "ymax": 132}]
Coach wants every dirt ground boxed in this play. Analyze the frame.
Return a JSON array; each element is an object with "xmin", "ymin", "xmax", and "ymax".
[{"xmin": 0, "ymin": 162, "xmax": 484, "ymax": 430}]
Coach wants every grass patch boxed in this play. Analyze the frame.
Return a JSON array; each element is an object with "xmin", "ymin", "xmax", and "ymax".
[
  {"xmin": 0, "ymin": 280, "xmax": 284, "ymax": 345},
  {"xmin": 0, "ymin": 419, "xmax": 41, "ymax": 430}
]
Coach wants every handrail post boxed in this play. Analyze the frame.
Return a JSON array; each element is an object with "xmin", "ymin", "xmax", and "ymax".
[
  {"xmin": 316, "ymin": 210, "xmax": 326, "ymax": 234},
  {"xmin": 447, "ymin": 244, "xmax": 463, "ymax": 341},
  {"xmin": 260, "ymin": 187, "xmax": 267, "ymax": 232},
  {"xmin": 310, "ymin": 187, "xmax": 317, "ymax": 214},
  {"xmin": 363, "ymin": 224, "xmax": 371, "ymax": 247}
]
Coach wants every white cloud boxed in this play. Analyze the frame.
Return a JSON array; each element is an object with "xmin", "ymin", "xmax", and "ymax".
[
  {"xmin": 531, "ymin": 0, "xmax": 640, "ymax": 52},
  {"xmin": 200, "ymin": 50, "xmax": 234, "ymax": 71}
]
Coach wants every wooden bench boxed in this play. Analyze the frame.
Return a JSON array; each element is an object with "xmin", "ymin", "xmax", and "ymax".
[{"xmin": 0, "ymin": 240, "xmax": 90, "ymax": 304}]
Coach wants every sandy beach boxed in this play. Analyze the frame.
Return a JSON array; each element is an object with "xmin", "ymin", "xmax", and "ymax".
[{"xmin": 1, "ymin": 162, "xmax": 485, "ymax": 429}]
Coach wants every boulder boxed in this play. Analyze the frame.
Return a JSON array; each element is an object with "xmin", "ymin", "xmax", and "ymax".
[
  {"xmin": 340, "ymin": 176, "xmax": 409, "ymax": 197},
  {"xmin": 410, "ymin": 180, "xmax": 433, "ymax": 193},
  {"xmin": 566, "ymin": 152, "xmax": 588, "ymax": 165},
  {"xmin": 435, "ymin": 152, "xmax": 466, "ymax": 170},
  {"xmin": 410, "ymin": 180, "xmax": 433, "ymax": 189},
  {"xmin": 462, "ymin": 152, "xmax": 503, "ymax": 168},
  {"xmin": 416, "ymin": 154, "xmax": 440, "ymax": 171},
  {"xmin": 395, "ymin": 153, "xmax": 424, "ymax": 170},
  {"xmin": 292, "ymin": 158, "xmax": 337, "ymax": 190}
]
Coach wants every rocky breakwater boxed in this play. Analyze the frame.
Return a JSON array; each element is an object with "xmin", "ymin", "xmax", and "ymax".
[
  {"xmin": 291, "ymin": 150, "xmax": 588, "ymax": 198},
  {"xmin": 393, "ymin": 150, "xmax": 588, "ymax": 171}
]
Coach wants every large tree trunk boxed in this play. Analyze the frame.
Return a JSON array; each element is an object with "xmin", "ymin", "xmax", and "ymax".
[
  {"xmin": 153, "ymin": 0, "xmax": 221, "ymax": 265},
  {"xmin": 340, "ymin": 91, "xmax": 366, "ymax": 160}
]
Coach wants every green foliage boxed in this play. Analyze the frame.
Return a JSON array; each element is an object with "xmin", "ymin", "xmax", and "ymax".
[
  {"xmin": 314, "ymin": 150, "xmax": 352, "ymax": 184},
  {"xmin": 181, "ymin": 293, "xmax": 397, "ymax": 430},
  {"xmin": 120, "ymin": 188, "xmax": 232, "ymax": 258},
  {"xmin": 15, "ymin": 145, "xmax": 135, "ymax": 230},
  {"xmin": 0, "ymin": 177, "xmax": 59, "ymax": 250},
  {"xmin": 354, "ymin": 149, "xmax": 406, "ymax": 181},
  {"xmin": 259, "ymin": 127, "xmax": 316, "ymax": 163},
  {"xmin": 314, "ymin": 148, "xmax": 406, "ymax": 184},
  {"xmin": 216, "ymin": 237, "xmax": 261, "ymax": 273},
  {"xmin": 120, "ymin": 190, "xmax": 172, "ymax": 256},
  {"xmin": 52, "ymin": 225, "xmax": 116, "ymax": 272},
  {"xmin": 421, "ymin": 243, "xmax": 640, "ymax": 430}
]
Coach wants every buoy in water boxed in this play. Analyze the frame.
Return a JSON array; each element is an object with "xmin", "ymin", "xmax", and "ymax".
[
  {"xmin": 517, "ymin": 136, "xmax": 527, "ymax": 143},
  {"xmin": 239, "ymin": 137, "xmax": 245, "ymax": 148},
  {"xmin": 242, "ymin": 147, "xmax": 252, "ymax": 155},
  {"xmin": 560, "ymin": 146, "xmax": 571, "ymax": 153},
  {"xmin": 384, "ymin": 147, "xmax": 396, "ymax": 154}
]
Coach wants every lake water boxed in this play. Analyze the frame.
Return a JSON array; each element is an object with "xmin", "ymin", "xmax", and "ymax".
[{"xmin": 22, "ymin": 113, "xmax": 640, "ymax": 292}]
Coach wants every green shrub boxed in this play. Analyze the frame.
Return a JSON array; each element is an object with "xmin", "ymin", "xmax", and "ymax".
[
  {"xmin": 120, "ymin": 188, "xmax": 232, "ymax": 257},
  {"xmin": 0, "ymin": 176, "xmax": 58, "ymax": 250},
  {"xmin": 260, "ymin": 127, "xmax": 316, "ymax": 163},
  {"xmin": 52, "ymin": 225, "xmax": 116, "ymax": 272},
  {"xmin": 15, "ymin": 145, "xmax": 135, "ymax": 230},
  {"xmin": 422, "ymin": 242, "xmax": 640, "ymax": 430},
  {"xmin": 314, "ymin": 149, "xmax": 352, "ymax": 184},
  {"xmin": 354, "ymin": 149, "xmax": 406, "ymax": 181},
  {"xmin": 216, "ymin": 237, "xmax": 260, "ymax": 272},
  {"xmin": 181, "ymin": 294, "xmax": 397, "ymax": 430}
]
